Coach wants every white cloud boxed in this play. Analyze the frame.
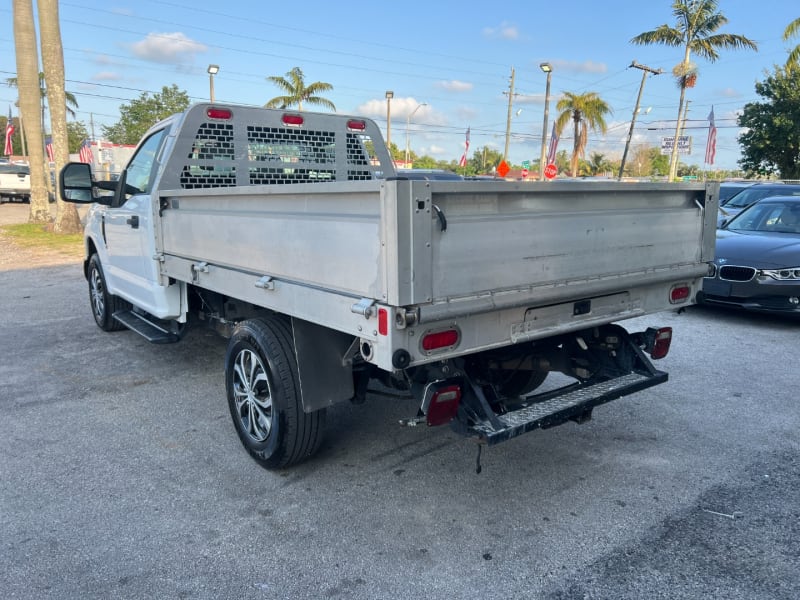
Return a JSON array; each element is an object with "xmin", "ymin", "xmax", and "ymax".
[
  {"xmin": 550, "ymin": 60, "xmax": 607, "ymax": 74},
  {"xmin": 92, "ymin": 71, "xmax": 122, "ymax": 81},
  {"xmin": 483, "ymin": 22, "xmax": 519, "ymax": 40},
  {"xmin": 129, "ymin": 32, "xmax": 207, "ymax": 64},
  {"xmin": 435, "ymin": 80, "xmax": 473, "ymax": 93}
]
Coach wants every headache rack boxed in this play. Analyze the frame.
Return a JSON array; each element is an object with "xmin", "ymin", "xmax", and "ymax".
[{"xmin": 158, "ymin": 104, "xmax": 397, "ymax": 190}]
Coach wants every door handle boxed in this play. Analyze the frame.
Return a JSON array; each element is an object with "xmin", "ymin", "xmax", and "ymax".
[{"xmin": 127, "ymin": 215, "xmax": 139, "ymax": 229}]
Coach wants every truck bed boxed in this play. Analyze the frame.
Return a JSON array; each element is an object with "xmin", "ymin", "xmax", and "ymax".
[{"xmin": 158, "ymin": 179, "xmax": 716, "ymax": 321}]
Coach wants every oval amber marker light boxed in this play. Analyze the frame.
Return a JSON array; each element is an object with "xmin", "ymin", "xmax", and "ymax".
[
  {"xmin": 282, "ymin": 114, "xmax": 304, "ymax": 126},
  {"xmin": 206, "ymin": 108, "xmax": 232, "ymax": 119},
  {"xmin": 670, "ymin": 285, "xmax": 690, "ymax": 303},
  {"xmin": 422, "ymin": 329, "xmax": 459, "ymax": 351}
]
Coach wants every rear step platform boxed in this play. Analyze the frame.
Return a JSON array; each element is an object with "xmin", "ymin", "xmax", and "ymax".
[
  {"xmin": 469, "ymin": 371, "xmax": 667, "ymax": 445},
  {"xmin": 113, "ymin": 310, "xmax": 182, "ymax": 344}
]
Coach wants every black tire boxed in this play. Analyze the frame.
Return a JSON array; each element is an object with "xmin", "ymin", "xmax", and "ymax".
[
  {"xmin": 225, "ymin": 316, "xmax": 325, "ymax": 469},
  {"xmin": 88, "ymin": 254, "xmax": 129, "ymax": 332}
]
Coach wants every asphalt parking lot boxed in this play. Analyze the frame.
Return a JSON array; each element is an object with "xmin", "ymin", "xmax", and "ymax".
[{"xmin": 1, "ymin": 205, "xmax": 799, "ymax": 599}]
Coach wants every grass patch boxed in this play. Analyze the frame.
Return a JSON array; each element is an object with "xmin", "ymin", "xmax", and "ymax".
[{"xmin": 1, "ymin": 223, "xmax": 83, "ymax": 254}]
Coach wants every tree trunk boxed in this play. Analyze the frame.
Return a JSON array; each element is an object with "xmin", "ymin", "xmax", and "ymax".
[
  {"xmin": 13, "ymin": 0, "xmax": 49, "ymax": 223},
  {"xmin": 39, "ymin": 0, "xmax": 81, "ymax": 233}
]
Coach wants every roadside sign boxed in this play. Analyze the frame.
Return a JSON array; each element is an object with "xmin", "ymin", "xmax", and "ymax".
[
  {"xmin": 522, "ymin": 160, "xmax": 530, "ymax": 169},
  {"xmin": 544, "ymin": 163, "xmax": 558, "ymax": 180},
  {"xmin": 497, "ymin": 160, "xmax": 510, "ymax": 178},
  {"xmin": 660, "ymin": 136, "xmax": 692, "ymax": 155},
  {"xmin": 521, "ymin": 168, "xmax": 529, "ymax": 178}
]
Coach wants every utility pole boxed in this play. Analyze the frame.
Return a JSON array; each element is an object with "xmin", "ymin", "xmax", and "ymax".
[
  {"xmin": 675, "ymin": 100, "xmax": 691, "ymax": 179},
  {"xmin": 502, "ymin": 67, "xmax": 516, "ymax": 162},
  {"xmin": 618, "ymin": 61, "xmax": 662, "ymax": 180}
]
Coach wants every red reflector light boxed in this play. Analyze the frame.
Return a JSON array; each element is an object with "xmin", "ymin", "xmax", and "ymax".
[
  {"xmin": 422, "ymin": 329, "xmax": 459, "ymax": 351},
  {"xmin": 650, "ymin": 327, "xmax": 672, "ymax": 359},
  {"xmin": 378, "ymin": 308, "xmax": 388, "ymax": 336},
  {"xmin": 206, "ymin": 108, "xmax": 232, "ymax": 120},
  {"xmin": 282, "ymin": 114, "xmax": 304, "ymax": 126},
  {"xmin": 670, "ymin": 284, "xmax": 691, "ymax": 303},
  {"xmin": 426, "ymin": 384, "xmax": 461, "ymax": 426},
  {"xmin": 347, "ymin": 119, "xmax": 366, "ymax": 131}
]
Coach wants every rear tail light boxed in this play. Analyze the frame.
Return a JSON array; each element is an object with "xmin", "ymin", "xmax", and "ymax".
[
  {"xmin": 426, "ymin": 385, "xmax": 461, "ymax": 426},
  {"xmin": 670, "ymin": 284, "xmax": 691, "ymax": 303},
  {"xmin": 347, "ymin": 119, "xmax": 367, "ymax": 131},
  {"xmin": 649, "ymin": 327, "xmax": 672, "ymax": 359},
  {"xmin": 421, "ymin": 328, "xmax": 459, "ymax": 351}
]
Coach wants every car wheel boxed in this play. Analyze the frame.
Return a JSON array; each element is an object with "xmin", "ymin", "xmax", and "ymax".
[
  {"xmin": 225, "ymin": 316, "xmax": 325, "ymax": 469},
  {"xmin": 88, "ymin": 254, "xmax": 128, "ymax": 331}
]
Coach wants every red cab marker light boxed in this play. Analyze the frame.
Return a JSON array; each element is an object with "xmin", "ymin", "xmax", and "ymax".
[
  {"xmin": 347, "ymin": 120, "xmax": 366, "ymax": 131},
  {"xmin": 206, "ymin": 108, "xmax": 232, "ymax": 120},
  {"xmin": 282, "ymin": 114, "xmax": 304, "ymax": 126}
]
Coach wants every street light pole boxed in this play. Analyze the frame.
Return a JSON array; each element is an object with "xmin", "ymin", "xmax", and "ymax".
[
  {"xmin": 538, "ymin": 62, "xmax": 552, "ymax": 181},
  {"xmin": 405, "ymin": 103, "xmax": 426, "ymax": 167},
  {"xmin": 207, "ymin": 64, "xmax": 219, "ymax": 102}
]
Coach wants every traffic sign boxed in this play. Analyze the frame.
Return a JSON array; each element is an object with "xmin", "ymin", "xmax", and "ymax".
[
  {"xmin": 521, "ymin": 168, "xmax": 529, "ymax": 178},
  {"xmin": 522, "ymin": 160, "xmax": 530, "ymax": 169},
  {"xmin": 544, "ymin": 163, "xmax": 558, "ymax": 179},
  {"xmin": 497, "ymin": 160, "xmax": 510, "ymax": 178}
]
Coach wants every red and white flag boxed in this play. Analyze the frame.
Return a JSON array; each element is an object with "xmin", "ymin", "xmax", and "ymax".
[
  {"xmin": 458, "ymin": 126, "xmax": 470, "ymax": 167},
  {"xmin": 704, "ymin": 106, "xmax": 717, "ymax": 165},
  {"xmin": 4, "ymin": 106, "xmax": 14, "ymax": 156},
  {"xmin": 79, "ymin": 139, "xmax": 93, "ymax": 163}
]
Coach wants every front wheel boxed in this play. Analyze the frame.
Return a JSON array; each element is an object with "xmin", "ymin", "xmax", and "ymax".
[
  {"xmin": 225, "ymin": 316, "xmax": 325, "ymax": 469},
  {"xmin": 88, "ymin": 254, "xmax": 129, "ymax": 331}
]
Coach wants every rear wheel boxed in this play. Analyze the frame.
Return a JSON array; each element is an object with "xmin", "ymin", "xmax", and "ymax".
[
  {"xmin": 225, "ymin": 316, "xmax": 325, "ymax": 469},
  {"xmin": 88, "ymin": 254, "xmax": 128, "ymax": 331}
]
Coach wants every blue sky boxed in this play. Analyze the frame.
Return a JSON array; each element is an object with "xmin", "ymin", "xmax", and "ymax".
[{"xmin": 1, "ymin": 1, "xmax": 797, "ymax": 172}]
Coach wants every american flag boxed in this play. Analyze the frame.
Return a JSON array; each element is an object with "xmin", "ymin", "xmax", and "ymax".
[
  {"xmin": 4, "ymin": 106, "xmax": 14, "ymax": 156},
  {"xmin": 79, "ymin": 139, "xmax": 93, "ymax": 163},
  {"xmin": 45, "ymin": 136, "xmax": 54, "ymax": 162},
  {"xmin": 704, "ymin": 106, "xmax": 717, "ymax": 165},
  {"xmin": 546, "ymin": 122, "xmax": 559, "ymax": 166},
  {"xmin": 458, "ymin": 126, "xmax": 470, "ymax": 167}
]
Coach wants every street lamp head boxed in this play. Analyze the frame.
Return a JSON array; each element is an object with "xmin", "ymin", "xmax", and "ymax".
[
  {"xmin": 539, "ymin": 62, "xmax": 552, "ymax": 73},
  {"xmin": 207, "ymin": 64, "xmax": 220, "ymax": 75},
  {"xmin": 385, "ymin": 91, "xmax": 394, "ymax": 99}
]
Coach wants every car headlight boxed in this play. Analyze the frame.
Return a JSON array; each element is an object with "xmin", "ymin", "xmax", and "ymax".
[{"xmin": 759, "ymin": 267, "xmax": 800, "ymax": 280}]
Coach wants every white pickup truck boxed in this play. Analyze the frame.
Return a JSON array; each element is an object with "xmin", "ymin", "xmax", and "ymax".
[
  {"xmin": 59, "ymin": 104, "xmax": 718, "ymax": 469},
  {"xmin": 0, "ymin": 162, "xmax": 31, "ymax": 203}
]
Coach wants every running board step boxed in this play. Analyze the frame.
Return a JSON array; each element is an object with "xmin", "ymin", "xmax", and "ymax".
[
  {"xmin": 470, "ymin": 371, "xmax": 667, "ymax": 445},
  {"xmin": 113, "ymin": 310, "xmax": 181, "ymax": 344}
]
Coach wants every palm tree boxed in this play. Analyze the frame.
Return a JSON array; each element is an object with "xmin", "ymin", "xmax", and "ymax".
[
  {"xmin": 264, "ymin": 67, "xmax": 335, "ymax": 112},
  {"xmin": 6, "ymin": 74, "xmax": 79, "ymax": 119},
  {"xmin": 39, "ymin": 0, "xmax": 81, "ymax": 233},
  {"xmin": 553, "ymin": 92, "xmax": 612, "ymax": 177},
  {"xmin": 784, "ymin": 17, "xmax": 800, "ymax": 71},
  {"xmin": 631, "ymin": 0, "xmax": 757, "ymax": 181},
  {"xmin": 13, "ymin": 0, "xmax": 49, "ymax": 222}
]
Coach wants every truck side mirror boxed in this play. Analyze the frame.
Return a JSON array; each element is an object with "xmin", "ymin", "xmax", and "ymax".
[{"xmin": 59, "ymin": 162, "xmax": 104, "ymax": 204}]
